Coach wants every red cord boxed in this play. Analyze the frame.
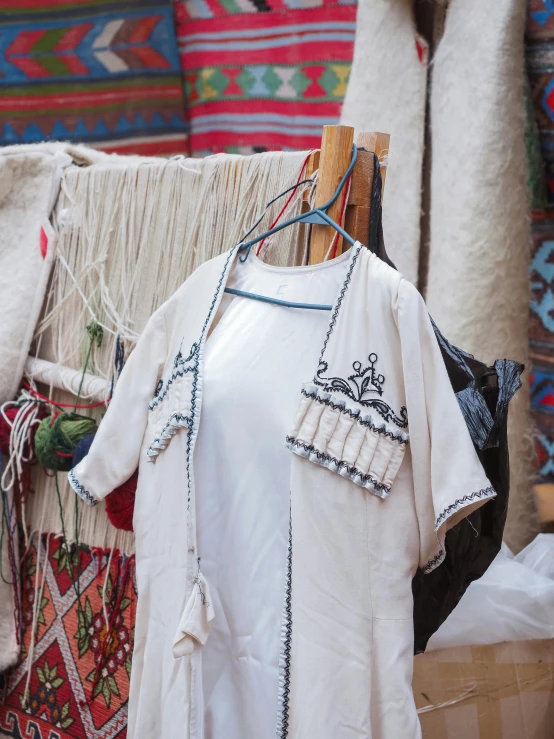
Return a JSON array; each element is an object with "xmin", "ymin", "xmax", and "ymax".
[
  {"xmin": 330, "ymin": 173, "xmax": 352, "ymax": 260},
  {"xmin": 23, "ymin": 382, "xmax": 109, "ymax": 409},
  {"xmin": 256, "ymin": 150, "xmax": 315, "ymax": 256}
]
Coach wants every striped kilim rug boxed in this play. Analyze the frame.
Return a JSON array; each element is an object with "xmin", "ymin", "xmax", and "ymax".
[
  {"xmin": 0, "ymin": 0, "xmax": 188, "ymax": 156},
  {"xmin": 176, "ymin": 0, "xmax": 357, "ymax": 155}
]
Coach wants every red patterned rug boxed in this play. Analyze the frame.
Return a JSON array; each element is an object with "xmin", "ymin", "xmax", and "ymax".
[
  {"xmin": 176, "ymin": 0, "xmax": 357, "ymax": 155},
  {"xmin": 0, "ymin": 535, "xmax": 135, "ymax": 738}
]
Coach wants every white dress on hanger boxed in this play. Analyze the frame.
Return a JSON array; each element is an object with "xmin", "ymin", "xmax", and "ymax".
[{"xmin": 69, "ymin": 243, "xmax": 496, "ymax": 739}]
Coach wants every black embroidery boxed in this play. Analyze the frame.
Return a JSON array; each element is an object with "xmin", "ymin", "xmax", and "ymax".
[
  {"xmin": 286, "ymin": 436, "xmax": 391, "ymax": 496},
  {"xmin": 68, "ymin": 470, "xmax": 98, "ymax": 507},
  {"xmin": 421, "ymin": 549, "xmax": 445, "ymax": 575},
  {"xmin": 434, "ymin": 487, "xmax": 496, "ymax": 530},
  {"xmin": 318, "ymin": 243, "xmax": 362, "ymax": 362},
  {"xmin": 146, "ymin": 247, "xmax": 238, "ymax": 509},
  {"xmin": 147, "ymin": 413, "xmax": 191, "ymax": 458},
  {"xmin": 421, "ymin": 487, "xmax": 496, "ymax": 574},
  {"xmin": 300, "ymin": 389, "xmax": 409, "ymax": 444},
  {"xmin": 185, "ymin": 248, "xmax": 237, "ymax": 505},
  {"xmin": 149, "ymin": 342, "xmax": 200, "ymax": 410},
  {"xmin": 277, "ymin": 514, "xmax": 293, "ymax": 739},
  {"xmin": 313, "ymin": 354, "xmax": 408, "ymax": 429}
]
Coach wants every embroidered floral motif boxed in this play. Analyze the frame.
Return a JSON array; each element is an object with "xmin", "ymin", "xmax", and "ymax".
[{"xmin": 313, "ymin": 354, "xmax": 408, "ymax": 428}]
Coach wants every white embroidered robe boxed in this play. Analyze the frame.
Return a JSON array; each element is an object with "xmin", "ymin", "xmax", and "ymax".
[{"xmin": 69, "ymin": 243, "xmax": 495, "ymax": 739}]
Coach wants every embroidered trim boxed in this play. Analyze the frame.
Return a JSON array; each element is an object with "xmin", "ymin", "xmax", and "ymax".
[
  {"xmin": 144, "ymin": 248, "xmax": 237, "ymax": 494},
  {"xmin": 421, "ymin": 486, "xmax": 496, "ymax": 574},
  {"xmin": 146, "ymin": 413, "xmax": 191, "ymax": 461},
  {"xmin": 276, "ymin": 513, "xmax": 293, "ymax": 739},
  {"xmin": 286, "ymin": 436, "xmax": 390, "ymax": 497},
  {"xmin": 149, "ymin": 342, "xmax": 199, "ymax": 410},
  {"xmin": 313, "ymin": 354, "xmax": 408, "ymax": 428},
  {"xmin": 434, "ymin": 486, "xmax": 496, "ymax": 530},
  {"xmin": 68, "ymin": 469, "xmax": 98, "ymax": 507},
  {"xmin": 185, "ymin": 248, "xmax": 236, "ymax": 504},
  {"xmin": 317, "ymin": 242, "xmax": 362, "ymax": 364},
  {"xmin": 300, "ymin": 388, "xmax": 409, "ymax": 444},
  {"xmin": 421, "ymin": 548, "xmax": 446, "ymax": 575}
]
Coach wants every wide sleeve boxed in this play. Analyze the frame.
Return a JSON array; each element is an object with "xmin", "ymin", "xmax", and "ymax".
[
  {"xmin": 395, "ymin": 278, "xmax": 496, "ymax": 574},
  {"xmin": 68, "ymin": 306, "xmax": 167, "ymax": 506}
]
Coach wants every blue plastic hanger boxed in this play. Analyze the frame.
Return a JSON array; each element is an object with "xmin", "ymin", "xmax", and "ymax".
[{"xmin": 223, "ymin": 145, "xmax": 359, "ymax": 312}]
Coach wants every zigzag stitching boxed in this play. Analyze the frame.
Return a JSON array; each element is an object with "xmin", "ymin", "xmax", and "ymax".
[
  {"xmin": 317, "ymin": 242, "xmax": 361, "ymax": 365},
  {"xmin": 300, "ymin": 389, "xmax": 409, "ymax": 444},
  {"xmin": 286, "ymin": 436, "xmax": 391, "ymax": 495},
  {"xmin": 68, "ymin": 469, "xmax": 97, "ymax": 507},
  {"xmin": 148, "ymin": 364, "xmax": 196, "ymax": 410},
  {"xmin": 186, "ymin": 248, "xmax": 236, "ymax": 505},
  {"xmin": 276, "ymin": 515, "xmax": 293, "ymax": 739},
  {"xmin": 434, "ymin": 486, "xmax": 496, "ymax": 530}
]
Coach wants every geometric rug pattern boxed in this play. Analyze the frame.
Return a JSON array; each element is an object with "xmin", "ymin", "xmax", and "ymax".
[
  {"xmin": 0, "ymin": 0, "xmax": 188, "ymax": 157},
  {"xmin": 0, "ymin": 534, "xmax": 136, "ymax": 738},
  {"xmin": 176, "ymin": 0, "xmax": 357, "ymax": 155},
  {"xmin": 528, "ymin": 1, "xmax": 554, "ymax": 482}
]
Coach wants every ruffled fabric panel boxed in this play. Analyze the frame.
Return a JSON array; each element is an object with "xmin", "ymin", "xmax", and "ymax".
[{"xmin": 286, "ymin": 384, "xmax": 409, "ymax": 498}]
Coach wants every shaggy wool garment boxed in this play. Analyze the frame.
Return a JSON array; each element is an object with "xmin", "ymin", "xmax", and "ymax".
[
  {"xmin": 0, "ymin": 143, "xmax": 106, "ymax": 407},
  {"xmin": 340, "ymin": 0, "xmax": 427, "ymax": 285},
  {"xmin": 425, "ymin": 0, "xmax": 533, "ymax": 551}
]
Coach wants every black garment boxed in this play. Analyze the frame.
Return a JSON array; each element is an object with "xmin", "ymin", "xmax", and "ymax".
[{"xmin": 366, "ymin": 154, "xmax": 523, "ymax": 654}]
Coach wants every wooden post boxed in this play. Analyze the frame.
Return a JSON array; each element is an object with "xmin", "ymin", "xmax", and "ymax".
[
  {"xmin": 307, "ymin": 126, "xmax": 391, "ymax": 263},
  {"xmin": 360, "ymin": 131, "xmax": 390, "ymax": 201},
  {"xmin": 308, "ymin": 125, "xmax": 354, "ymax": 264},
  {"xmin": 343, "ymin": 131, "xmax": 390, "ymax": 252}
]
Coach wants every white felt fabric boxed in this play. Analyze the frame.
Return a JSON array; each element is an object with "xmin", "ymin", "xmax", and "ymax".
[
  {"xmin": 341, "ymin": 0, "xmax": 427, "ymax": 285},
  {"xmin": 425, "ymin": 0, "xmax": 532, "ymax": 550},
  {"xmin": 0, "ymin": 142, "xmax": 106, "ymax": 407}
]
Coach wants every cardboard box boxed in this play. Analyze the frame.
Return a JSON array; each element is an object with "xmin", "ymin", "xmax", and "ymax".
[{"xmin": 413, "ymin": 640, "xmax": 554, "ymax": 738}]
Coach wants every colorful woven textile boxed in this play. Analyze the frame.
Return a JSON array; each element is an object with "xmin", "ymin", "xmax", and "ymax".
[
  {"xmin": 0, "ymin": 1, "xmax": 187, "ymax": 156},
  {"xmin": 0, "ymin": 534, "xmax": 135, "ymax": 738},
  {"xmin": 176, "ymin": 0, "xmax": 357, "ymax": 155},
  {"xmin": 527, "ymin": 1, "xmax": 554, "ymax": 482}
]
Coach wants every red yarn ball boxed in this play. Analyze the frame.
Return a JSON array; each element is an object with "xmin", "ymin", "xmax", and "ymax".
[
  {"xmin": 105, "ymin": 470, "xmax": 137, "ymax": 532},
  {"xmin": 0, "ymin": 407, "xmax": 18, "ymax": 455}
]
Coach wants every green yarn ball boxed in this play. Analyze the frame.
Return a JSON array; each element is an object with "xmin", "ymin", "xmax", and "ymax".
[{"xmin": 35, "ymin": 413, "xmax": 98, "ymax": 472}]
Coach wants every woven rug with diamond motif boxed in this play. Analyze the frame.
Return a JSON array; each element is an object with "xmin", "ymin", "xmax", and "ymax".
[{"xmin": 0, "ymin": 534, "xmax": 135, "ymax": 739}]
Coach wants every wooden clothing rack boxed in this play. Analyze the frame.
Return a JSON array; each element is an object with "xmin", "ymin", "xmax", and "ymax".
[{"xmin": 306, "ymin": 125, "xmax": 390, "ymax": 264}]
